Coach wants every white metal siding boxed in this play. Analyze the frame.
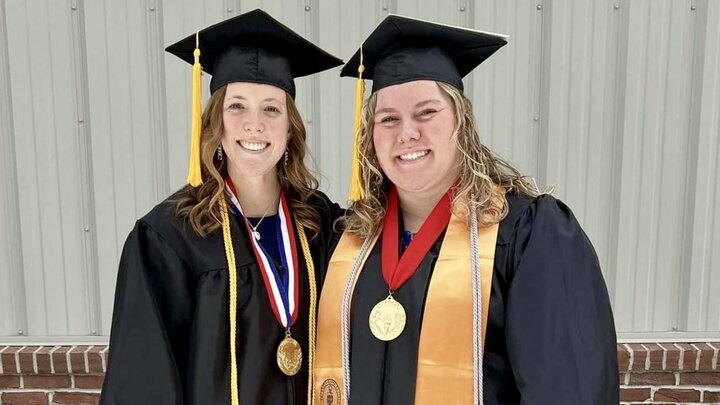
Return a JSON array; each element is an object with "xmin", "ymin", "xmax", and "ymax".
[{"xmin": 0, "ymin": 0, "xmax": 718, "ymax": 341}]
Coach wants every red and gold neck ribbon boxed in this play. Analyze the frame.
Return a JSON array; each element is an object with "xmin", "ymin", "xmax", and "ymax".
[{"xmin": 381, "ymin": 186, "xmax": 453, "ymax": 292}]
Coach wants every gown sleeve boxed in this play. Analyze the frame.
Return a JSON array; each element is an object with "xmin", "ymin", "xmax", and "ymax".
[
  {"xmin": 504, "ymin": 195, "xmax": 619, "ymax": 405},
  {"xmin": 100, "ymin": 220, "xmax": 194, "ymax": 405}
]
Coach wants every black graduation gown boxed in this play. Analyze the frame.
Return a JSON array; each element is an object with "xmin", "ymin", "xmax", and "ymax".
[
  {"xmin": 100, "ymin": 191, "xmax": 343, "ymax": 405},
  {"xmin": 348, "ymin": 194, "xmax": 619, "ymax": 405}
]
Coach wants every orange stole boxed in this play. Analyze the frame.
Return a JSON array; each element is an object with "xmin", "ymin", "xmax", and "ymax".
[{"xmin": 313, "ymin": 215, "xmax": 498, "ymax": 405}]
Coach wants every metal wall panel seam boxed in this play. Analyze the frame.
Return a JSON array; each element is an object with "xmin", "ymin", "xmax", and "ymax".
[
  {"xmin": 20, "ymin": 0, "xmax": 50, "ymax": 335},
  {"xmin": 686, "ymin": 0, "xmax": 720, "ymax": 331},
  {"xmin": 0, "ymin": 0, "xmax": 28, "ymax": 337},
  {"xmin": 302, "ymin": 0, "xmax": 322, "ymax": 174},
  {"xmin": 459, "ymin": 0, "xmax": 474, "ymax": 94},
  {"xmin": 69, "ymin": 0, "xmax": 101, "ymax": 337},
  {"xmin": 628, "ymin": 0, "xmax": 651, "ymax": 330},
  {"xmin": 535, "ymin": 0, "xmax": 551, "ymax": 187},
  {"xmin": 679, "ymin": 0, "xmax": 710, "ymax": 332},
  {"xmin": 635, "ymin": 0, "xmax": 655, "ymax": 331},
  {"xmin": 146, "ymin": 0, "xmax": 170, "ymax": 202},
  {"xmin": 607, "ymin": 0, "xmax": 630, "ymax": 312},
  {"xmin": 675, "ymin": 0, "xmax": 704, "ymax": 332},
  {"xmin": 45, "ymin": 0, "xmax": 71, "ymax": 335},
  {"xmin": 122, "ymin": 2, "xmax": 140, "ymax": 215},
  {"xmin": 650, "ymin": 0, "xmax": 682, "ymax": 332},
  {"xmin": 673, "ymin": 0, "xmax": 703, "ymax": 333}
]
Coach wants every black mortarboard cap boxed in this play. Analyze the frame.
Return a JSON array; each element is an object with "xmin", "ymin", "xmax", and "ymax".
[
  {"xmin": 165, "ymin": 9, "xmax": 343, "ymax": 98},
  {"xmin": 341, "ymin": 14, "xmax": 508, "ymax": 93}
]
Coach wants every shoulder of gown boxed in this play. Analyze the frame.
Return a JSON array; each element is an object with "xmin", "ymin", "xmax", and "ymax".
[
  {"xmin": 139, "ymin": 191, "xmax": 257, "ymax": 274},
  {"xmin": 495, "ymin": 192, "xmax": 619, "ymax": 404}
]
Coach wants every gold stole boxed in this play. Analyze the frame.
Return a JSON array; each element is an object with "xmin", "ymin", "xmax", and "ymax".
[{"xmin": 313, "ymin": 214, "xmax": 499, "ymax": 404}]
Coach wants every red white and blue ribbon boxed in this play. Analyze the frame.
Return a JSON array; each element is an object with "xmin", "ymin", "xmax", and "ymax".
[{"xmin": 225, "ymin": 177, "xmax": 300, "ymax": 329}]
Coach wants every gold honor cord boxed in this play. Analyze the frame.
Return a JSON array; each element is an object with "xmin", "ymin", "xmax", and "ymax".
[
  {"xmin": 220, "ymin": 197, "xmax": 317, "ymax": 405},
  {"xmin": 220, "ymin": 198, "xmax": 239, "ymax": 405},
  {"xmin": 296, "ymin": 221, "xmax": 317, "ymax": 405}
]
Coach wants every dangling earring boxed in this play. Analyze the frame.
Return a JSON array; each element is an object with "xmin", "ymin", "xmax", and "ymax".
[
  {"xmin": 284, "ymin": 148, "xmax": 289, "ymax": 166},
  {"xmin": 217, "ymin": 146, "xmax": 223, "ymax": 161}
]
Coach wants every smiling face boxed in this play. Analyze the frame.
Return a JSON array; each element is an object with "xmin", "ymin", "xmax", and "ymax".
[
  {"xmin": 372, "ymin": 80, "xmax": 461, "ymax": 198},
  {"xmin": 220, "ymin": 81, "xmax": 290, "ymax": 179}
]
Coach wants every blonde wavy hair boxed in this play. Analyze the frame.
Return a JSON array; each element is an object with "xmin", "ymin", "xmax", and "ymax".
[
  {"xmin": 345, "ymin": 81, "xmax": 542, "ymax": 239},
  {"xmin": 171, "ymin": 84, "xmax": 321, "ymax": 239}
]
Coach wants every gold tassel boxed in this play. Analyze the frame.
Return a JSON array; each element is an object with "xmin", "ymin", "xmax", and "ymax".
[
  {"xmin": 187, "ymin": 32, "xmax": 203, "ymax": 187},
  {"xmin": 347, "ymin": 47, "xmax": 365, "ymax": 202}
]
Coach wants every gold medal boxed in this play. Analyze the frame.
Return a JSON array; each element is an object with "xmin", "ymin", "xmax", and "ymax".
[
  {"xmin": 368, "ymin": 295, "xmax": 406, "ymax": 341},
  {"xmin": 276, "ymin": 331, "xmax": 302, "ymax": 376}
]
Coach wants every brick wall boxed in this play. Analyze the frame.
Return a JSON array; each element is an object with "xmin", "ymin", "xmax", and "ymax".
[
  {"xmin": 1, "ymin": 343, "xmax": 719, "ymax": 404},
  {"xmin": 619, "ymin": 343, "xmax": 720, "ymax": 404},
  {"xmin": 0, "ymin": 346, "xmax": 105, "ymax": 405}
]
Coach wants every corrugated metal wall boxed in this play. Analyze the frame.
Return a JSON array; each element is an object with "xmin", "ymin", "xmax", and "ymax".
[{"xmin": 0, "ymin": 0, "xmax": 718, "ymax": 342}]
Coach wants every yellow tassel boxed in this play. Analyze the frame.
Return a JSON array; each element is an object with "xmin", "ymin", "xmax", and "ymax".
[
  {"xmin": 347, "ymin": 47, "xmax": 365, "ymax": 202},
  {"xmin": 187, "ymin": 32, "xmax": 203, "ymax": 187}
]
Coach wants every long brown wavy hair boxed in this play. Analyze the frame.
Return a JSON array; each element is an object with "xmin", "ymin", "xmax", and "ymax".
[
  {"xmin": 171, "ymin": 84, "xmax": 321, "ymax": 239},
  {"xmin": 345, "ymin": 81, "xmax": 543, "ymax": 239}
]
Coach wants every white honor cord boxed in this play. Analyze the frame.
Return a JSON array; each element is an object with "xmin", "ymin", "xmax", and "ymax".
[
  {"xmin": 340, "ymin": 237, "xmax": 374, "ymax": 405},
  {"xmin": 470, "ymin": 204, "xmax": 484, "ymax": 405}
]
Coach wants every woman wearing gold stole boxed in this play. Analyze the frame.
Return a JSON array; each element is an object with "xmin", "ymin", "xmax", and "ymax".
[
  {"xmin": 314, "ymin": 15, "xmax": 619, "ymax": 405},
  {"xmin": 101, "ymin": 10, "xmax": 344, "ymax": 405}
]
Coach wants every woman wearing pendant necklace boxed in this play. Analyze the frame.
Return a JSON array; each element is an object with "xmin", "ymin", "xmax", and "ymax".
[
  {"xmin": 101, "ymin": 10, "xmax": 343, "ymax": 405},
  {"xmin": 313, "ymin": 15, "xmax": 618, "ymax": 405}
]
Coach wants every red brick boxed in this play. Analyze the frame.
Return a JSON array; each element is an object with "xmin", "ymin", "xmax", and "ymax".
[
  {"xmin": 86, "ymin": 346, "xmax": 104, "ymax": 374},
  {"xmin": 51, "ymin": 392, "xmax": 99, "ymax": 405},
  {"xmin": 678, "ymin": 343, "xmax": 699, "ymax": 371},
  {"xmin": 659, "ymin": 343, "xmax": 681, "ymax": 371},
  {"xmin": 710, "ymin": 343, "xmax": 720, "ymax": 370},
  {"xmin": 696, "ymin": 343, "xmax": 715, "ymax": 371},
  {"xmin": 646, "ymin": 343, "xmax": 664, "ymax": 371},
  {"xmin": 52, "ymin": 347, "xmax": 71, "ymax": 374},
  {"xmin": 69, "ymin": 346, "xmax": 89, "ymax": 374},
  {"xmin": 1, "ymin": 392, "xmax": 49, "ymax": 405},
  {"xmin": 628, "ymin": 372, "xmax": 676, "ymax": 386},
  {"xmin": 0, "ymin": 375, "xmax": 21, "ymax": 388},
  {"xmin": 618, "ymin": 345, "xmax": 630, "ymax": 371},
  {"xmin": 620, "ymin": 387, "xmax": 651, "ymax": 401},
  {"xmin": 704, "ymin": 391, "xmax": 720, "ymax": 402},
  {"xmin": 74, "ymin": 375, "xmax": 105, "ymax": 389},
  {"xmin": 1, "ymin": 346, "xmax": 22, "ymax": 374},
  {"xmin": 654, "ymin": 388, "xmax": 701, "ymax": 402},
  {"xmin": 35, "ymin": 347, "xmax": 54, "ymax": 374},
  {"xmin": 18, "ymin": 346, "xmax": 40, "ymax": 374},
  {"xmin": 680, "ymin": 372, "xmax": 720, "ymax": 386},
  {"xmin": 23, "ymin": 375, "xmax": 71, "ymax": 389},
  {"xmin": 628, "ymin": 344, "xmax": 647, "ymax": 371}
]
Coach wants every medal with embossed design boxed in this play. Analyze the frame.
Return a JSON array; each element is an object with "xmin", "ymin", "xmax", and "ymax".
[
  {"xmin": 276, "ymin": 331, "xmax": 302, "ymax": 376},
  {"xmin": 369, "ymin": 295, "xmax": 406, "ymax": 341},
  {"xmin": 370, "ymin": 186, "xmax": 452, "ymax": 341},
  {"xmin": 227, "ymin": 177, "xmax": 303, "ymax": 375}
]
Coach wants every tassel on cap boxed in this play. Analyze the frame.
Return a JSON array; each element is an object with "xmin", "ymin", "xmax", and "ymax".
[
  {"xmin": 348, "ymin": 47, "xmax": 365, "ymax": 202},
  {"xmin": 187, "ymin": 32, "xmax": 203, "ymax": 187}
]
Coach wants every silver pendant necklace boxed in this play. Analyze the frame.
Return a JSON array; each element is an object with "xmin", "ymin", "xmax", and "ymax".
[{"xmin": 247, "ymin": 206, "xmax": 271, "ymax": 241}]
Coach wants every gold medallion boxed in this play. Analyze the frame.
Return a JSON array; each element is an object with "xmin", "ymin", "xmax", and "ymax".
[
  {"xmin": 368, "ymin": 295, "xmax": 406, "ymax": 341},
  {"xmin": 276, "ymin": 333, "xmax": 302, "ymax": 376}
]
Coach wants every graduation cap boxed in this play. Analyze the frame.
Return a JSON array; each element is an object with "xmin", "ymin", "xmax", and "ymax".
[
  {"xmin": 165, "ymin": 9, "xmax": 343, "ymax": 187},
  {"xmin": 342, "ymin": 14, "xmax": 508, "ymax": 201}
]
